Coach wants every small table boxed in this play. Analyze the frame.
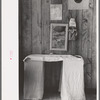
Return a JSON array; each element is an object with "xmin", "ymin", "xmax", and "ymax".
[{"xmin": 23, "ymin": 54, "xmax": 86, "ymax": 100}]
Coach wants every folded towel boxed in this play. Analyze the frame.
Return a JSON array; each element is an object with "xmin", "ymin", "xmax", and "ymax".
[{"xmin": 61, "ymin": 56, "xmax": 85, "ymax": 100}]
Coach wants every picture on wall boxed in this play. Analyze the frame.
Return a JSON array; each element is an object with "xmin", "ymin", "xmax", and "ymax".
[
  {"xmin": 68, "ymin": 0, "xmax": 89, "ymax": 10},
  {"xmin": 50, "ymin": 23, "xmax": 68, "ymax": 50},
  {"xmin": 50, "ymin": 4, "xmax": 62, "ymax": 20}
]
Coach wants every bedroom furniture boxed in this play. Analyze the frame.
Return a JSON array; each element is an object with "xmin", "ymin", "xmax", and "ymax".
[{"xmin": 23, "ymin": 54, "xmax": 86, "ymax": 100}]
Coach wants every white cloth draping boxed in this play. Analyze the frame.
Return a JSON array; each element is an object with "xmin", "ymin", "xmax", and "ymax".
[
  {"xmin": 23, "ymin": 54, "xmax": 86, "ymax": 100},
  {"xmin": 24, "ymin": 60, "xmax": 44, "ymax": 99},
  {"xmin": 61, "ymin": 55, "xmax": 86, "ymax": 100},
  {"xmin": 23, "ymin": 54, "xmax": 64, "ymax": 62}
]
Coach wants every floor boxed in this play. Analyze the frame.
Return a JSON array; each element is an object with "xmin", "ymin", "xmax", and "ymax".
[
  {"xmin": 43, "ymin": 92, "xmax": 60, "ymax": 100},
  {"xmin": 43, "ymin": 92, "xmax": 96, "ymax": 100},
  {"xmin": 21, "ymin": 90, "xmax": 96, "ymax": 100}
]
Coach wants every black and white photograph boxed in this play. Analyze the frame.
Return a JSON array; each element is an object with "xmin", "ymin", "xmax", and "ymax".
[{"xmin": 19, "ymin": 0, "xmax": 97, "ymax": 100}]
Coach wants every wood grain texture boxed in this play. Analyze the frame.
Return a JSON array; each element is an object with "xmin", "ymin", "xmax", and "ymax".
[
  {"xmin": 82, "ymin": 9, "xmax": 92, "ymax": 88},
  {"xmin": 86, "ymin": 0, "xmax": 93, "ymax": 88},
  {"xmin": 19, "ymin": 0, "xmax": 32, "ymax": 98},
  {"xmin": 82, "ymin": 10, "xmax": 89, "ymax": 59},
  {"xmin": 32, "ymin": 0, "xmax": 42, "ymax": 54},
  {"xmin": 41, "ymin": 0, "xmax": 50, "ymax": 54},
  {"xmin": 91, "ymin": 0, "xmax": 96, "ymax": 89},
  {"xmin": 51, "ymin": 0, "xmax": 62, "ymax": 4},
  {"xmin": 76, "ymin": 10, "xmax": 82, "ymax": 55},
  {"xmin": 21, "ymin": 0, "xmax": 32, "ymax": 58},
  {"xmin": 87, "ymin": 0, "xmax": 93, "ymax": 88},
  {"xmin": 19, "ymin": 0, "xmax": 23, "ymax": 97},
  {"xmin": 82, "ymin": 0, "xmax": 96, "ymax": 89}
]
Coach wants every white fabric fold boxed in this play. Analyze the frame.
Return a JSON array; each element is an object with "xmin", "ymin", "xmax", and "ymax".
[
  {"xmin": 61, "ymin": 56, "xmax": 86, "ymax": 100},
  {"xmin": 23, "ymin": 54, "xmax": 64, "ymax": 62},
  {"xmin": 24, "ymin": 60, "xmax": 44, "ymax": 99}
]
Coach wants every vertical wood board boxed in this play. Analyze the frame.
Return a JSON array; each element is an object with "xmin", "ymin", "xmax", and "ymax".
[
  {"xmin": 21, "ymin": 0, "xmax": 32, "ymax": 58},
  {"xmin": 32, "ymin": 0, "xmax": 42, "ymax": 54},
  {"xmin": 41, "ymin": 0, "xmax": 51, "ymax": 54}
]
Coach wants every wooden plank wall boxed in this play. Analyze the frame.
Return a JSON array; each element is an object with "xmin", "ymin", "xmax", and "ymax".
[
  {"xmin": 32, "ymin": 0, "xmax": 42, "ymax": 54},
  {"xmin": 19, "ymin": 0, "xmax": 96, "ymax": 95},
  {"xmin": 19, "ymin": 0, "xmax": 32, "ymax": 98}
]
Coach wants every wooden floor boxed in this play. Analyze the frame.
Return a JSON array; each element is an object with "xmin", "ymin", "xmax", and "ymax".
[
  {"xmin": 43, "ymin": 92, "xmax": 96, "ymax": 100},
  {"xmin": 20, "ymin": 89, "xmax": 96, "ymax": 100},
  {"xmin": 20, "ymin": 92, "xmax": 96, "ymax": 100},
  {"xmin": 43, "ymin": 92, "xmax": 60, "ymax": 100}
]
